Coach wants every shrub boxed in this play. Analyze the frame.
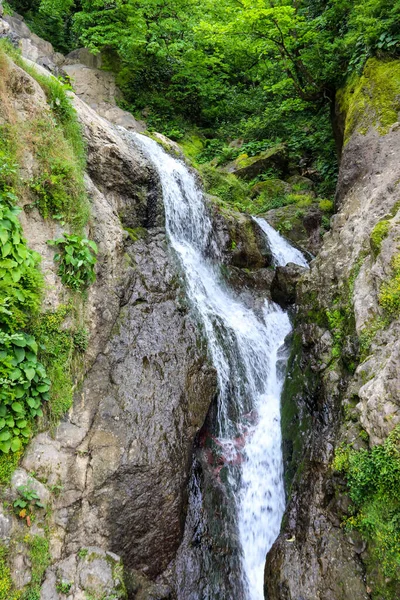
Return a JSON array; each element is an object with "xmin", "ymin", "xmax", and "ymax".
[
  {"xmin": 48, "ymin": 234, "xmax": 98, "ymax": 291},
  {"xmin": 333, "ymin": 427, "xmax": 400, "ymax": 589}
]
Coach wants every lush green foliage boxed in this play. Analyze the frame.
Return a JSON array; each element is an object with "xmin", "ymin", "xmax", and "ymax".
[
  {"xmin": 8, "ymin": 0, "xmax": 398, "ymax": 197},
  {"xmin": 48, "ymin": 234, "xmax": 98, "ymax": 291},
  {"xmin": 333, "ymin": 427, "xmax": 400, "ymax": 591},
  {"xmin": 0, "ymin": 152, "xmax": 49, "ymax": 456}
]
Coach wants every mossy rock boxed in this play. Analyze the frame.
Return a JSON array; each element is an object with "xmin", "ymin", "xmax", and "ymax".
[
  {"xmin": 286, "ymin": 175, "xmax": 315, "ymax": 190},
  {"xmin": 223, "ymin": 143, "xmax": 288, "ymax": 179},
  {"xmin": 337, "ymin": 58, "xmax": 400, "ymax": 145},
  {"xmin": 250, "ymin": 178, "xmax": 291, "ymax": 199}
]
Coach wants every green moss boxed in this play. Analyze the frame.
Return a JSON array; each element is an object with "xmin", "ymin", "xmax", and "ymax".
[
  {"xmin": 0, "ymin": 450, "xmax": 23, "ymax": 486},
  {"xmin": 379, "ymin": 253, "xmax": 400, "ymax": 318},
  {"xmin": 319, "ymin": 198, "xmax": 334, "ymax": 213},
  {"xmin": 0, "ymin": 545, "xmax": 20, "ymax": 600},
  {"xmin": 337, "ymin": 58, "xmax": 400, "ymax": 144},
  {"xmin": 20, "ymin": 535, "xmax": 51, "ymax": 600},
  {"xmin": 358, "ymin": 316, "xmax": 387, "ymax": 361},
  {"xmin": 179, "ymin": 132, "xmax": 205, "ymax": 163},
  {"xmin": 250, "ymin": 178, "xmax": 288, "ymax": 198},
  {"xmin": 31, "ymin": 304, "xmax": 86, "ymax": 430},
  {"xmin": 370, "ymin": 219, "xmax": 391, "ymax": 257},
  {"xmin": 124, "ymin": 227, "xmax": 147, "ymax": 242},
  {"xmin": 198, "ymin": 164, "xmax": 251, "ymax": 211}
]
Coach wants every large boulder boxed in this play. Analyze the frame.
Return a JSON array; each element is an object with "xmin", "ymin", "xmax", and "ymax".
[{"xmin": 223, "ymin": 143, "xmax": 288, "ymax": 179}]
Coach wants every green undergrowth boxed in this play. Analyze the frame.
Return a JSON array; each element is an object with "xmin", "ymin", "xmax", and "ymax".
[
  {"xmin": 21, "ymin": 535, "xmax": 51, "ymax": 600},
  {"xmin": 0, "ymin": 535, "xmax": 51, "ymax": 600},
  {"xmin": 198, "ymin": 163, "xmax": 334, "ymax": 220},
  {"xmin": 0, "ymin": 544, "xmax": 20, "ymax": 600},
  {"xmin": 333, "ymin": 426, "xmax": 400, "ymax": 598},
  {"xmin": 338, "ymin": 58, "xmax": 400, "ymax": 144},
  {"xmin": 32, "ymin": 303, "xmax": 88, "ymax": 430},
  {"xmin": 0, "ymin": 49, "xmax": 92, "ymax": 472},
  {"xmin": 0, "ymin": 40, "xmax": 88, "ymax": 230}
]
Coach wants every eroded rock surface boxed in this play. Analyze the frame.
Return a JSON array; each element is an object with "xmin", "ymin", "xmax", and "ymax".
[{"xmin": 266, "ymin": 61, "xmax": 400, "ymax": 600}]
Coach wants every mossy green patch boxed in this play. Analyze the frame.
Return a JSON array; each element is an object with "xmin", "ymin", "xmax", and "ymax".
[
  {"xmin": 0, "ymin": 545, "xmax": 20, "ymax": 600},
  {"xmin": 0, "ymin": 42, "xmax": 89, "ymax": 230},
  {"xmin": 337, "ymin": 58, "xmax": 400, "ymax": 144},
  {"xmin": 234, "ymin": 143, "xmax": 286, "ymax": 169},
  {"xmin": 179, "ymin": 132, "xmax": 205, "ymax": 163},
  {"xmin": 370, "ymin": 219, "xmax": 391, "ymax": 257},
  {"xmin": 379, "ymin": 253, "xmax": 400, "ymax": 318}
]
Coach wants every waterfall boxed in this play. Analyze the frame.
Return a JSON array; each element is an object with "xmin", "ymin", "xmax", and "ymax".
[
  {"xmin": 253, "ymin": 216, "xmax": 309, "ymax": 268},
  {"xmin": 131, "ymin": 133, "xmax": 307, "ymax": 600}
]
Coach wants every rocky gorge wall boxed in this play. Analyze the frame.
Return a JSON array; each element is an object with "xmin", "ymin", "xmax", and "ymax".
[{"xmin": 266, "ymin": 60, "xmax": 400, "ymax": 600}]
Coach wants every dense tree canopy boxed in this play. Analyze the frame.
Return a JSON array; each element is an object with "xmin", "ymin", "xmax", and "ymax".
[{"xmin": 9, "ymin": 0, "xmax": 400, "ymax": 192}]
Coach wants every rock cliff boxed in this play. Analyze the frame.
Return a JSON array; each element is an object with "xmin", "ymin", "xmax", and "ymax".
[{"xmin": 265, "ymin": 59, "xmax": 400, "ymax": 600}]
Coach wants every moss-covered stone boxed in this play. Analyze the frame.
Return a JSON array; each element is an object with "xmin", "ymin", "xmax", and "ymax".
[
  {"xmin": 250, "ymin": 178, "xmax": 290, "ymax": 199},
  {"xmin": 337, "ymin": 58, "xmax": 400, "ymax": 144},
  {"xmin": 224, "ymin": 143, "xmax": 288, "ymax": 179},
  {"xmin": 370, "ymin": 219, "xmax": 391, "ymax": 257}
]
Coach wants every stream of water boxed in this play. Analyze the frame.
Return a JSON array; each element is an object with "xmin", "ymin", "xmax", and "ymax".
[{"xmin": 132, "ymin": 133, "xmax": 307, "ymax": 600}]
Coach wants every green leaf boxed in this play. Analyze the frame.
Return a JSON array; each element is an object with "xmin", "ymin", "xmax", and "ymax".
[
  {"xmin": 0, "ymin": 418, "xmax": 5, "ymax": 430},
  {"xmin": 14, "ymin": 348, "xmax": 25, "ymax": 363},
  {"xmin": 23, "ymin": 367, "xmax": 35, "ymax": 381},
  {"xmin": 2, "ymin": 242, "xmax": 11, "ymax": 257},
  {"xmin": 11, "ymin": 402, "xmax": 24, "ymax": 413},
  {"xmin": 0, "ymin": 228, "xmax": 8, "ymax": 244},
  {"xmin": 14, "ymin": 386, "xmax": 25, "ymax": 398},
  {"xmin": 36, "ymin": 384, "xmax": 50, "ymax": 393},
  {"xmin": 9, "ymin": 368, "xmax": 22, "ymax": 381},
  {"xmin": 0, "ymin": 440, "xmax": 11, "ymax": 453},
  {"xmin": 10, "ymin": 437, "xmax": 21, "ymax": 452},
  {"xmin": 0, "ymin": 430, "xmax": 11, "ymax": 441}
]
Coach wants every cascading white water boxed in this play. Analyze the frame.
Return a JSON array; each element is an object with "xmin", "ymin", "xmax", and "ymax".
[
  {"xmin": 253, "ymin": 216, "xmax": 309, "ymax": 268},
  {"xmin": 131, "ymin": 132, "xmax": 307, "ymax": 599}
]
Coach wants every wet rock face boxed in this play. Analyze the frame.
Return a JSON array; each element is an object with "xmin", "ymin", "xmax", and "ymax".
[
  {"xmin": 271, "ymin": 264, "xmax": 307, "ymax": 307},
  {"xmin": 210, "ymin": 203, "xmax": 272, "ymax": 268},
  {"xmin": 37, "ymin": 232, "xmax": 217, "ymax": 578}
]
